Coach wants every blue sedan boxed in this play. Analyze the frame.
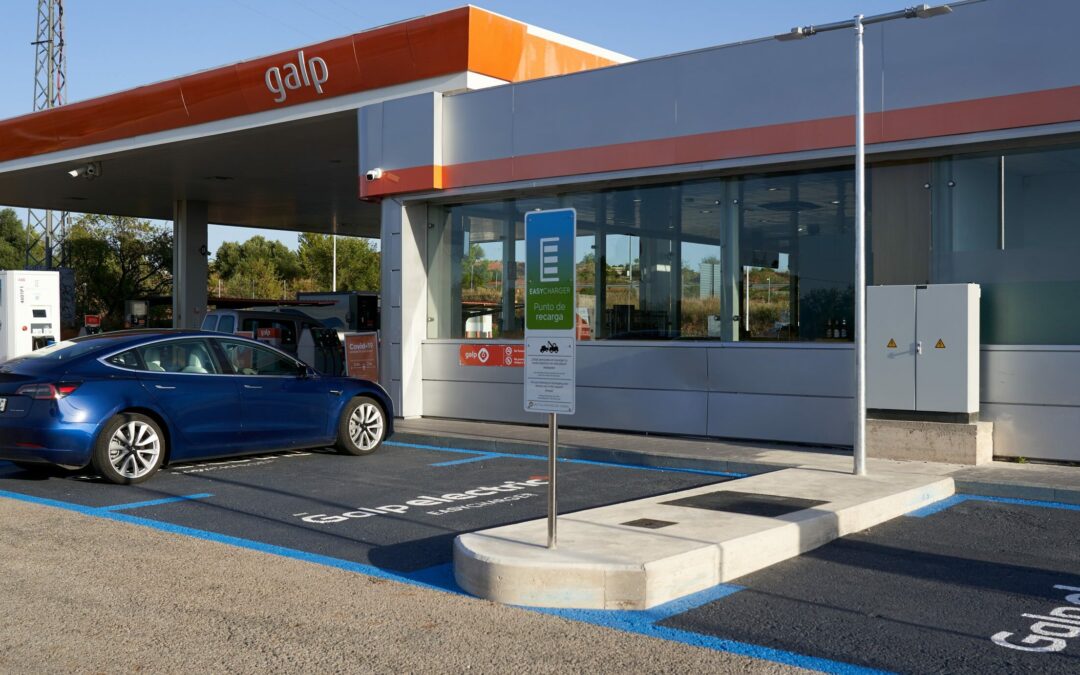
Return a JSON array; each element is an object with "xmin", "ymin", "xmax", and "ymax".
[{"xmin": 0, "ymin": 330, "xmax": 394, "ymax": 484}]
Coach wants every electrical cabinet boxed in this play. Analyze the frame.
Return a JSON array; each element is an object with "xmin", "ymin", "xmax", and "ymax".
[
  {"xmin": 867, "ymin": 283, "xmax": 980, "ymax": 415},
  {"xmin": 0, "ymin": 270, "xmax": 61, "ymax": 362}
]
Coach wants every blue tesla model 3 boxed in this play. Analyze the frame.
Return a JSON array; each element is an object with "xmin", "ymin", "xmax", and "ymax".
[{"xmin": 0, "ymin": 330, "xmax": 394, "ymax": 484}]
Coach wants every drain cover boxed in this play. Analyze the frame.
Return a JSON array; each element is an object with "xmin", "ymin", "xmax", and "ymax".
[
  {"xmin": 662, "ymin": 490, "xmax": 826, "ymax": 518},
  {"xmin": 621, "ymin": 518, "xmax": 677, "ymax": 530}
]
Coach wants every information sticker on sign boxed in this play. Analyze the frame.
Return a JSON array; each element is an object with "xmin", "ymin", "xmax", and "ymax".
[{"xmin": 524, "ymin": 208, "xmax": 576, "ymax": 415}]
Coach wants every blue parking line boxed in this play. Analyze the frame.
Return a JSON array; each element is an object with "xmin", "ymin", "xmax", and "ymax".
[
  {"xmin": 429, "ymin": 455, "xmax": 501, "ymax": 466},
  {"xmin": 101, "ymin": 493, "xmax": 214, "ymax": 512},
  {"xmin": 906, "ymin": 493, "xmax": 1080, "ymax": 517},
  {"xmin": 386, "ymin": 440, "xmax": 747, "ymax": 478},
  {"xmin": 532, "ymin": 583, "xmax": 891, "ymax": 675}
]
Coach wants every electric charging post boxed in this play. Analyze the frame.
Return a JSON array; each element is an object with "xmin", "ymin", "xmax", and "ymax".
[{"xmin": 523, "ymin": 208, "xmax": 577, "ymax": 549}]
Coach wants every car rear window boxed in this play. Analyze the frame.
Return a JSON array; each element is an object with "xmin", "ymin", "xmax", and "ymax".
[{"xmin": 19, "ymin": 338, "xmax": 114, "ymax": 362}]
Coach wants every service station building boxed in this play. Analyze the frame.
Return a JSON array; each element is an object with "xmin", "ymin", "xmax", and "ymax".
[{"xmin": 1, "ymin": 1, "xmax": 1078, "ymax": 462}]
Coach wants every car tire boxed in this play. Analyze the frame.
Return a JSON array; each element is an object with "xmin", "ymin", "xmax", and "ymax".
[
  {"xmin": 335, "ymin": 396, "xmax": 386, "ymax": 456},
  {"xmin": 91, "ymin": 413, "xmax": 166, "ymax": 485}
]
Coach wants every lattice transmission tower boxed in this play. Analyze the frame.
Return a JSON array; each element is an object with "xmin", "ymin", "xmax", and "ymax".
[{"xmin": 25, "ymin": 0, "xmax": 69, "ymax": 270}]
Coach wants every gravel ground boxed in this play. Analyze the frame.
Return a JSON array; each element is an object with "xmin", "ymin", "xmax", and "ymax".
[{"xmin": 0, "ymin": 499, "xmax": 805, "ymax": 674}]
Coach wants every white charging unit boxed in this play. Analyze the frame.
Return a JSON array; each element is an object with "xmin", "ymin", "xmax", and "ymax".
[{"xmin": 0, "ymin": 270, "xmax": 62, "ymax": 362}]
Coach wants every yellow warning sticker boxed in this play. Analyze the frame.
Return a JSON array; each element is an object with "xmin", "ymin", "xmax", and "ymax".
[
  {"xmin": 886, "ymin": 338, "xmax": 897, "ymax": 349},
  {"xmin": 935, "ymin": 339, "xmax": 946, "ymax": 349}
]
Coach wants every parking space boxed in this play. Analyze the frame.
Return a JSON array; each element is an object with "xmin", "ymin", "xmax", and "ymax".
[
  {"xmin": 0, "ymin": 441, "xmax": 734, "ymax": 574},
  {"xmin": 4, "ymin": 440, "xmax": 1079, "ymax": 674},
  {"xmin": 652, "ymin": 496, "xmax": 1080, "ymax": 674}
]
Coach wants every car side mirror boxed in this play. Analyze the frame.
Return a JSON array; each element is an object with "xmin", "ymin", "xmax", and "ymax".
[{"xmin": 297, "ymin": 363, "xmax": 312, "ymax": 378}]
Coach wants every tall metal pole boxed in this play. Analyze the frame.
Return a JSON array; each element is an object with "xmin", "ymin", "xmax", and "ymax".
[
  {"xmin": 547, "ymin": 412, "xmax": 558, "ymax": 549},
  {"xmin": 332, "ymin": 233, "xmax": 338, "ymax": 291},
  {"xmin": 27, "ymin": 0, "xmax": 69, "ymax": 271},
  {"xmin": 853, "ymin": 15, "xmax": 868, "ymax": 476}
]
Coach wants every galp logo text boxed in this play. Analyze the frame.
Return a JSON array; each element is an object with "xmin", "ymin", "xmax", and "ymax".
[{"xmin": 265, "ymin": 50, "xmax": 328, "ymax": 103}]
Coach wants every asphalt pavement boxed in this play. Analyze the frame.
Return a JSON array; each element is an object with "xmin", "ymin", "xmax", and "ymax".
[{"xmin": 1, "ymin": 434, "xmax": 1078, "ymax": 673}]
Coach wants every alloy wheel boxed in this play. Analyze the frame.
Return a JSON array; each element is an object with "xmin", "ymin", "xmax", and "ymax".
[
  {"xmin": 348, "ymin": 402, "xmax": 384, "ymax": 452},
  {"xmin": 107, "ymin": 420, "xmax": 162, "ymax": 479}
]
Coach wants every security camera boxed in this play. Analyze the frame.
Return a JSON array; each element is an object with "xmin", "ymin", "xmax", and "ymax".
[
  {"xmin": 67, "ymin": 161, "xmax": 102, "ymax": 179},
  {"xmin": 365, "ymin": 168, "xmax": 384, "ymax": 182}
]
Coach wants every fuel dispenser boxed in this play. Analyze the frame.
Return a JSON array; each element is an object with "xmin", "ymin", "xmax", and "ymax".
[
  {"xmin": 298, "ymin": 327, "xmax": 345, "ymax": 375},
  {"xmin": 0, "ymin": 270, "xmax": 61, "ymax": 362}
]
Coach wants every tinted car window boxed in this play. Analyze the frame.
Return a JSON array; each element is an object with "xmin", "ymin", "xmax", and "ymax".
[
  {"xmin": 136, "ymin": 340, "xmax": 221, "ymax": 374},
  {"xmin": 219, "ymin": 340, "xmax": 299, "ymax": 376},
  {"xmin": 201, "ymin": 315, "xmax": 218, "ymax": 331},
  {"xmin": 217, "ymin": 315, "xmax": 235, "ymax": 333},
  {"xmin": 106, "ymin": 349, "xmax": 142, "ymax": 370}
]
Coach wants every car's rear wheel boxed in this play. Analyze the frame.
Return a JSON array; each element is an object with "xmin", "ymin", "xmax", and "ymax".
[
  {"xmin": 92, "ymin": 413, "xmax": 165, "ymax": 485},
  {"xmin": 335, "ymin": 396, "xmax": 386, "ymax": 456}
]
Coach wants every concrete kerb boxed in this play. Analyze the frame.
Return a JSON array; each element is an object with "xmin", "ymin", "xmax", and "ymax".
[{"xmin": 453, "ymin": 468, "xmax": 956, "ymax": 609}]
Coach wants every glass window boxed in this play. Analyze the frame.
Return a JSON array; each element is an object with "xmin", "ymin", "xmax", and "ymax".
[
  {"xmin": 931, "ymin": 144, "xmax": 1080, "ymax": 344},
  {"xmin": 106, "ymin": 350, "xmax": 142, "ymax": 370},
  {"xmin": 200, "ymin": 315, "xmax": 218, "ymax": 331},
  {"xmin": 736, "ymin": 168, "xmax": 855, "ymax": 342},
  {"xmin": 136, "ymin": 340, "xmax": 220, "ymax": 374},
  {"xmin": 218, "ymin": 340, "xmax": 299, "ymax": 376},
  {"xmin": 426, "ymin": 172, "xmax": 855, "ymax": 342},
  {"xmin": 217, "ymin": 315, "xmax": 235, "ymax": 334}
]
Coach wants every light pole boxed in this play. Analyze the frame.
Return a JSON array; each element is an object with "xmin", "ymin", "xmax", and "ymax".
[{"xmin": 776, "ymin": 3, "xmax": 952, "ymax": 476}]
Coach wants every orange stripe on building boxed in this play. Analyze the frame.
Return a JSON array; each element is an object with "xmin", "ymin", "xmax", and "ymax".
[{"xmin": 403, "ymin": 84, "xmax": 1080, "ymax": 197}]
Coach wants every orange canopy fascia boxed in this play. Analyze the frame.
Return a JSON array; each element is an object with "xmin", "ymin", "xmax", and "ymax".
[{"xmin": 0, "ymin": 6, "xmax": 625, "ymax": 165}]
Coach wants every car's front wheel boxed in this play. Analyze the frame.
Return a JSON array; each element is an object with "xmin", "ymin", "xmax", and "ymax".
[
  {"xmin": 335, "ymin": 396, "xmax": 386, "ymax": 456},
  {"xmin": 92, "ymin": 413, "xmax": 165, "ymax": 485}
]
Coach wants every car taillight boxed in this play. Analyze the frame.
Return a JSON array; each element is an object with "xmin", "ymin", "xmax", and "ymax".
[{"xmin": 16, "ymin": 382, "xmax": 81, "ymax": 399}]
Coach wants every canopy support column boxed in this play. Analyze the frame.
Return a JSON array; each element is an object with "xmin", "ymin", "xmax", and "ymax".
[{"xmin": 173, "ymin": 200, "xmax": 209, "ymax": 329}]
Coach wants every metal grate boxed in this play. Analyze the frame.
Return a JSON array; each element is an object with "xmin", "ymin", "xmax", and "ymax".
[
  {"xmin": 621, "ymin": 518, "xmax": 677, "ymax": 530},
  {"xmin": 662, "ymin": 490, "xmax": 827, "ymax": 518}
]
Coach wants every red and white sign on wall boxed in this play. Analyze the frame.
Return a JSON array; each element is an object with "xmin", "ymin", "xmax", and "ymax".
[
  {"xmin": 459, "ymin": 344, "xmax": 525, "ymax": 368},
  {"xmin": 255, "ymin": 327, "xmax": 282, "ymax": 348},
  {"xmin": 84, "ymin": 314, "xmax": 101, "ymax": 328},
  {"xmin": 345, "ymin": 332, "xmax": 380, "ymax": 382}
]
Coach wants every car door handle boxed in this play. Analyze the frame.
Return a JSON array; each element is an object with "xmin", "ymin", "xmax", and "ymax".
[
  {"xmin": 243, "ymin": 384, "xmax": 263, "ymax": 390},
  {"xmin": 154, "ymin": 385, "xmax": 176, "ymax": 390}
]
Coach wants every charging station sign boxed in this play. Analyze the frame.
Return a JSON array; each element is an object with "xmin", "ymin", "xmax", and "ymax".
[{"xmin": 524, "ymin": 208, "xmax": 576, "ymax": 414}]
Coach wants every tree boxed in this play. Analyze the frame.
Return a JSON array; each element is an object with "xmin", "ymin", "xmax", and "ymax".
[
  {"xmin": 298, "ymin": 234, "xmax": 380, "ymax": 291},
  {"xmin": 461, "ymin": 243, "xmax": 490, "ymax": 290},
  {"xmin": 0, "ymin": 208, "xmax": 26, "ymax": 270},
  {"xmin": 65, "ymin": 215, "xmax": 172, "ymax": 329},
  {"xmin": 211, "ymin": 236, "xmax": 301, "ymax": 283}
]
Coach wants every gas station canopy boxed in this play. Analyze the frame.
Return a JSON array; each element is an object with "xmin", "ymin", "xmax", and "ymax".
[{"xmin": 0, "ymin": 6, "xmax": 629, "ymax": 236}]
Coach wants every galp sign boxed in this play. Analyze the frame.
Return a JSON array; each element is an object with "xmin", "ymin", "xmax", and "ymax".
[{"xmin": 265, "ymin": 50, "xmax": 328, "ymax": 103}]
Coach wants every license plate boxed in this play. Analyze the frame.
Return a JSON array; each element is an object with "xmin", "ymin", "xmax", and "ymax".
[{"xmin": 0, "ymin": 398, "xmax": 6, "ymax": 412}]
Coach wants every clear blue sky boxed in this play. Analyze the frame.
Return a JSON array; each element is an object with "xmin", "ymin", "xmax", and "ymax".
[{"xmin": 0, "ymin": 0, "xmax": 907, "ymax": 254}]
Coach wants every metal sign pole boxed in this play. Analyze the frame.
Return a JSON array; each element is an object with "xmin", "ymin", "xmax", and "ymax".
[
  {"xmin": 523, "ymin": 207, "xmax": 576, "ymax": 551},
  {"xmin": 853, "ymin": 14, "xmax": 868, "ymax": 477},
  {"xmin": 548, "ymin": 412, "xmax": 558, "ymax": 549}
]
